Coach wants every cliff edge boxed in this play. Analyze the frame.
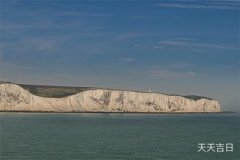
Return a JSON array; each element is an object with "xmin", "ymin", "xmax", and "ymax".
[{"xmin": 0, "ymin": 83, "xmax": 220, "ymax": 112}]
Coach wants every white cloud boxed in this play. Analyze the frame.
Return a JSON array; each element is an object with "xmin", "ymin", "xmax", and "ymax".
[
  {"xmin": 146, "ymin": 68, "xmax": 196, "ymax": 78},
  {"xmin": 136, "ymin": 63, "xmax": 197, "ymax": 79},
  {"xmin": 2, "ymin": 37, "xmax": 61, "ymax": 55},
  {"xmin": 175, "ymin": 37, "xmax": 195, "ymax": 41},
  {"xmin": 158, "ymin": 39, "xmax": 237, "ymax": 50},
  {"xmin": 156, "ymin": 1, "xmax": 240, "ymax": 10},
  {"xmin": 56, "ymin": 11, "xmax": 113, "ymax": 17},
  {"xmin": 115, "ymin": 58, "xmax": 135, "ymax": 65},
  {"xmin": 113, "ymin": 57, "xmax": 135, "ymax": 65},
  {"xmin": 114, "ymin": 33, "xmax": 137, "ymax": 41},
  {"xmin": 122, "ymin": 58, "xmax": 135, "ymax": 63}
]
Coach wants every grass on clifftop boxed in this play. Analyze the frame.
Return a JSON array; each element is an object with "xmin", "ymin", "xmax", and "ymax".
[
  {"xmin": 19, "ymin": 84, "xmax": 213, "ymax": 100},
  {"xmin": 0, "ymin": 81, "xmax": 213, "ymax": 100},
  {"xmin": 19, "ymin": 84, "xmax": 93, "ymax": 98}
]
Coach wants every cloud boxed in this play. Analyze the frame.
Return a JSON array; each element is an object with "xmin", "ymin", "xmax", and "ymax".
[
  {"xmin": 158, "ymin": 38, "xmax": 237, "ymax": 50},
  {"xmin": 1, "ymin": 6, "xmax": 111, "ymax": 32},
  {"xmin": 156, "ymin": 0, "xmax": 240, "ymax": 10},
  {"xmin": 159, "ymin": 39, "xmax": 193, "ymax": 46},
  {"xmin": 161, "ymin": 63, "xmax": 194, "ymax": 69},
  {"xmin": 2, "ymin": 37, "xmax": 61, "ymax": 55},
  {"xmin": 175, "ymin": 37, "xmax": 195, "ymax": 41},
  {"xmin": 115, "ymin": 58, "xmax": 135, "ymax": 65},
  {"xmin": 134, "ymin": 63, "xmax": 197, "ymax": 78},
  {"xmin": 56, "ymin": 11, "xmax": 113, "ymax": 17},
  {"xmin": 146, "ymin": 68, "xmax": 196, "ymax": 78},
  {"xmin": 122, "ymin": 58, "xmax": 135, "ymax": 63},
  {"xmin": 0, "ymin": 0, "xmax": 19, "ymax": 5}
]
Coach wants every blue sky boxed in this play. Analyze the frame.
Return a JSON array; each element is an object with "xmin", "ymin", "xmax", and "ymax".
[{"xmin": 0, "ymin": 0, "xmax": 239, "ymax": 111}]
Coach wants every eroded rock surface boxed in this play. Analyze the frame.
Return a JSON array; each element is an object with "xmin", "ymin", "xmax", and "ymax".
[{"xmin": 0, "ymin": 84, "xmax": 220, "ymax": 112}]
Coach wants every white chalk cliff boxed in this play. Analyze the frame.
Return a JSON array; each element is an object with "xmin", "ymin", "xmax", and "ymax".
[{"xmin": 0, "ymin": 83, "xmax": 220, "ymax": 112}]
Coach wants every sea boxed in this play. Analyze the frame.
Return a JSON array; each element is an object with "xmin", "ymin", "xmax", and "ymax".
[{"xmin": 0, "ymin": 112, "xmax": 239, "ymax": 160}]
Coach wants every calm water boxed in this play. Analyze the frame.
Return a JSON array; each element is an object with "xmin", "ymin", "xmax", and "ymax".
[{"xmin": 0, "ymin": 112, "xmax": 239, "ymax": 160}]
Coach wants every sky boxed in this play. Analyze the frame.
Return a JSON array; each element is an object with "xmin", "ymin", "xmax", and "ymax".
[{"xmin": 0, "ymin": 0, "xmax": 239, "ymax": 111}]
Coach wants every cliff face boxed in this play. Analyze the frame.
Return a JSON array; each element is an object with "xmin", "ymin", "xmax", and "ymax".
[{"xmin": 0, "ymin": 83, "xmax": 220, "ymax": 112}]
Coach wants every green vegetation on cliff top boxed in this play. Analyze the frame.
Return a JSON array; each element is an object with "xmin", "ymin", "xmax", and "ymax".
[{"xmin": 0, "ymin": 81, "xmax": 213, "ymax": 100}]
